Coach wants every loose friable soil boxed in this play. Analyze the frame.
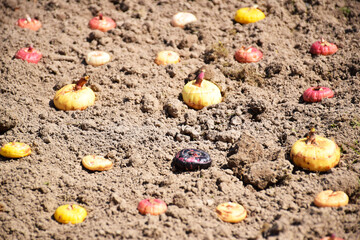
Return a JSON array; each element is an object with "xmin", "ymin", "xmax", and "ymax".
[{"xmin": 0, "ymin": 0, "xmax": 360, "ymax": 239}]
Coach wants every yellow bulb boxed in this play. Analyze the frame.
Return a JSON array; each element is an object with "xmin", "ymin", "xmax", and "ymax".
[
  {"xmin": 82, "ymin": 155, "xmax": 113, "ymax": 171},
  {"xmin": 215, "ymin": 202, "xmax": 247, "ymax": 223},
  {"xmin": 154, "ymin": 51, "xmax": 180, "ymax": 66},
  {"xmin": 0, "ymin": 142, "xmax": 31, "ymax": 158},
  {"xmin": 54, "ymin": 204, "xmax": 87, "ymax": 224},
  {"xmin": 182, "ymin": 79, "xmax": 222, "ymax": 110},
  {"xmin": 53, "ymin": 77, "xmax": 95, "ymax": 111},
  {"xmin": 290, "ymin": 131, "xmax": 340, "ymax": 171},
  {"xmin": 234, "ymin": 7, "xmax": 265, "ymax": 24},
  {"xmin": 314, "ymin": 190, "xmax": 349, "ymax": 208}
]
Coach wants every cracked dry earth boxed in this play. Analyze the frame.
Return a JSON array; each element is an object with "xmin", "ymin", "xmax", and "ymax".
[{"xmin": 0, "ymin": 0, "xmax": 359, "ymax": 239}]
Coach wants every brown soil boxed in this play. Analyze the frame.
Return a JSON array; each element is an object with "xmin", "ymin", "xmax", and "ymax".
[{"xmin": 1, "ymin": 0, "xmax": 360, "ymax": 239}]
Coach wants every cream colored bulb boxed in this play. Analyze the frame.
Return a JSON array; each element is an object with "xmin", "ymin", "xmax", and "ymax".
[
  {"xmin": 171, "ymin": 12, "xmax": 197, "ymax": 28},
  {"xmin": 154, "ymin": 51, "xmax": 180, "ymax": 65},
  {"xmin": 85, "ymin": 51, "xmax": 111, "ymax": 66}
]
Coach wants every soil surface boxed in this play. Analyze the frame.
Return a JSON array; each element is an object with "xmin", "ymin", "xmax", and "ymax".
[{"xmin": 1, "ymin": 0, "xmax": 360, "ymax": 239}]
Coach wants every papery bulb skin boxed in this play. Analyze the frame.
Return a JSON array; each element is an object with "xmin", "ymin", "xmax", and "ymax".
[
  {"xmin": 82, "ymin": 155, "xmax": 113, "ymax": 171},
  {"xmin": 310, "ymin": 39, "xmax": 338, "ymax": 56},
  {"xmin": 182, "ymin": 70, "xmax": 222, "ymax": 110},
  {"xmin": 303, "ymin": 87, "xmax": 334, "ymax": 103},
  {"xmin": 235, "ymin": 46, "xmax": 263, "ymax": 63},
  {"xmin": 154, "ymin": 51, "xmax": 180, "ymax": 65},
  {"xmin": 137, "ymin": 199, "xmax": 167, "ymax": 216},
  {"xmin": 15, "ymin": 47, "xmax": 42, "ymax": 63},
  {"xmin": 234, "ymin": 6, "xmax": 265, "ymax": 24},
  {"xmin": 89, "ymin": 14, "xmax": 116, "ymax": 32},
  {"xmin": 0, "ymin": 142, "xmax": 31, "ymax": 158},
  {"xmin": 17, "ymin": 15, "xmax": 42, "ymax": 31},
  {"xmin": 85, "ymin": 51, "xmax": 111, "ymax": 66},
  {"xmin": 216, "ymin": 202, "xmax": 247, "ymax": 223},
  {"xmin": 171, "ymin": 12, "xmax": 197, "ymax": 28},
  {"xmin": 314, "ymin": 190, "xmax": 349, "ymax": 208},
  {"xmin": 290, "ymin": 128, "xmax": 340, "ymax": 172},
  {"xmin": 54, "ymin": 205, "xmax": 87, "ymax": 224},
  {"xmin": 172, "ymin": 149, "xmax": 212, "ymax": 171},
  {"xmin": 53, "ymin": 76, "xmax": 96, "ymax": 111}
]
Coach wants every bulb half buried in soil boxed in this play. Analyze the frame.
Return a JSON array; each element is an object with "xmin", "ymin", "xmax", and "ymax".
[
  {"xmin": 137, "ymin": 199, "xmax": 167, "ymax": 216},
  {"xmin": 88, "ymin": 14, "xmax": 116, "ymax": 32},
  {"xmin": 17, "ymin": 16, "xmax": 42, "ymax": 31},
  {"xmin": 85, "ymin": 51, "xmax": 111, "ymax": 66},
  {"xmin": 314, "ymin": 190, "xmax": 349, "ymax": 208},
  {"xmin": 216, "ymin": 202, "xmax": 247, "ymax": 223},
  {"xmin": 15, "ymin": 47, "xmax": 42, "ymax": 64},
  {"xmin": 172, "ymin": 149, "xmax": 212, "ymax": 171},
  {"xmin": 82, "ymin": 155, "xmax": 113, "ymax": 171},
  {"xmin": 54, "ymin": 204, "xmax": 87, "ymax": 224},
  {"xmin": 171, "ymin": 12, "xmax": 197, "ymax": 28},
  {"xmin": 0, "ymin": 142, "xmax": 31, "ymax": 158},
  {"xmin": 154, "ymin": 51, "xmax": 180, "ymax": 65}
]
